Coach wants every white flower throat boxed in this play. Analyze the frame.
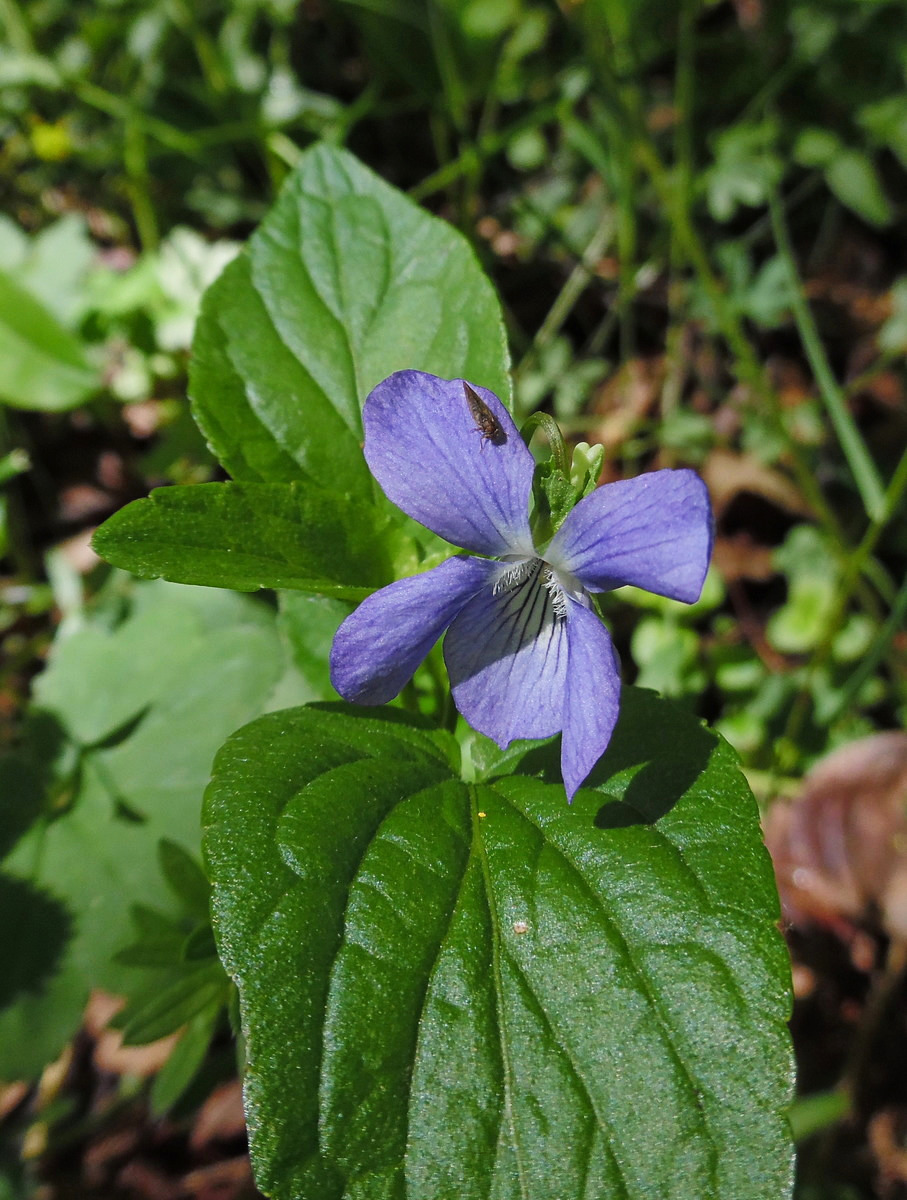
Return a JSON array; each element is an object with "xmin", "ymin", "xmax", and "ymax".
[{"xmin": 492, "ymin": 555, "xmax": 584, "ymax": 621}]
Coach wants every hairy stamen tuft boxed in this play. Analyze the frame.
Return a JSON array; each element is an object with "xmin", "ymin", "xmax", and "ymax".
[
  {"xmin": 493, "ymin": 557, "xmax": 538, "ymax": 594},
  {"xmin": 542, "ymin": 567, "xmax": 568, "ymax": 618}
]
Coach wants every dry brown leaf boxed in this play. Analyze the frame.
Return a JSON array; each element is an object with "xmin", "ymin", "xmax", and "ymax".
[
  {"xmin": 122, "ymin": 400, "xmax": 164, "ymax": 439},
  {"xmin": 711, "ymin": 535, "xmax": 776, "ymax": 583},
  {"xmin": 764, "ymin": 732, "xmax": 907, "ymax": 944},
  {"xmin": 83, "ymin": 1128, "xmax": 141, "ymax": 1185},
  {"xmin": 58, "ymin": 483, "xmax": 110, "ymax": 524},
  {"xmin": 116, "ymin": 1158, "xmax": 182, "ymax": 1200},
  {"xmin": 94, "ymin": 1027, "xmax": 181, "ymax": 1079},
  {"xmin": 589, "ymin": 358, "xmax": 665, "ymax": 450},
  {"xmin": 702, "ymin": 448, "xmax": 811, "ymax": 519},
  {"xmin": 731, "ymin": 0, "xmax": 763, "ymax": 30},
  {"xmin": 36, "ymin": 1044, "xmax": 72, "ymax": 1108},
  {"xmin": 869, "ymin": 1109, "xmax": 907, "ymax": 1194},
  {"xmin": 57, "ymin": 528, "xmax": 101, "ymax": 575},
  {"xmin": 0, "ymin": 1081, "xmax": 29, "ymax": 1121},
  {"xmin": 87, "ymin": 990, "xmax": 181, "ymax": 1078},
  {"xmin": 84, "ymin": 989, "xmax": 124, "ymax": 1036},
  {"xmin": 180, "ymin": 1155, "xmax": 255, "ymax": 1200},
  {"xmin": 190, "ymin": 1080, "xmax": 246, "ymax": 1151}
]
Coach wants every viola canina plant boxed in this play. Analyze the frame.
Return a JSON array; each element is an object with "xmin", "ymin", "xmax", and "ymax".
[
  {"xmin": 91, "ymin": 148, "xmax": 795, "ymax": 1200},
  {"xmin": 330, "ymin": 370, "xmax": 713, "ymax": 798}
]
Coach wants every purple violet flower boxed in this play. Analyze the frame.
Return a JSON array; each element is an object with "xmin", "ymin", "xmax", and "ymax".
[{"xmin": 330, "ymin": 370, "xmax": 713, "ymax": 799}]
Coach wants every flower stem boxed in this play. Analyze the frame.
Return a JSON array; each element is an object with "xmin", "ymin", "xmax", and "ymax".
[
  {"xmin": 519, "ymin": 412, "xmax": 570, "ymax": 476},
  {"xmin": 514, "ymin": 209, "xmax": 615, "ymax": 390}
]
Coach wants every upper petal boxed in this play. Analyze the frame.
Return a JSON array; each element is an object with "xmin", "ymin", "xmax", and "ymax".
[
  {"xmin": 363, "ymin": 370, "xmax": 535, "ymax": 557},
  {"xmin": 330, "ymin": 555, "xmax": 496, "ymax": 705},
  {"xmin": 547, "ymin": 468, "xmax": 713, "ymax": 603},
  {"xmin": 561, "ymin": 599, "xmax": 622, "ymax": 801},
  {"xmin": 444, "ymin": 559, "xmax": 569, "ymax": 747}
]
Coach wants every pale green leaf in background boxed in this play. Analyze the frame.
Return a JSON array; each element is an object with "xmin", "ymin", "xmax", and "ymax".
[
  {"xmin": 0, "ymin": 581, "xmax": 287, "ymax": 1079},
  {"xmin": 0, "ymin": 269, "xmax": 99, "ymax": 411}
]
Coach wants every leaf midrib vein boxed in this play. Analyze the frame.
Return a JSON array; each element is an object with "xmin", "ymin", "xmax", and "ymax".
[{"xmin": 472, "ymin": 784, "xmax": 532, "ymax": 1200}]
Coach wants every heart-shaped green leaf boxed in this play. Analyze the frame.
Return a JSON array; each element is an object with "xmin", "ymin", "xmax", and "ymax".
[
  {"xmin": 189, "ymin": 143, "xmax": 511, "ymax": 494},
  {"xmin": 92, "ymin": 481, "xmax": 401, "ymax": 599},
  {"xmin": 205, "ymin": 691, "xmax": 794, "ymax": 1200}
]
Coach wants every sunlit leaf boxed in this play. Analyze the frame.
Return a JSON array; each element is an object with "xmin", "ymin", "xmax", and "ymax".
[
  {"xmin": 190, "ymin": 144, "xmax": 510, "ymax": 493},
  {"xmin": 0, "ymin": 269, "xmax": 98, "ymax": 411},
  {"xmin": 93, "ymin": 481, "xmax": 399, "ymax": 600},
  {"xmin": 206, "ymin": 692, "xmax": 794, "ymax": 1200}
]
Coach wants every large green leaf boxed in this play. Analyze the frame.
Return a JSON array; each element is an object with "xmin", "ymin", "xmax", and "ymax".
[
  {"xmin": 0, "ymin": 581, "xmax": 286, "ymax": 1079},
  {"xmin": 189, "ymin": 144, "xmax": 511, "ymax": 494},
  {"xmin": 205, "ymin": 691, "xmax": 794, "ymax": 1200},
  {"xmin": 92, "ymin": 481, "xmax": 400, "ymax": 599},
  {"xmin": 0, "ymin": 269, "xmax": 99, "ymax": 411}
]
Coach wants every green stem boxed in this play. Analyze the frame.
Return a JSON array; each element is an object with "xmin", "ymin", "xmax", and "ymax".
[
  {"xmin": 0, "ymin": 410, "xmax": 36, "ymax": 578},
  {"xmin": 0, "ymin": 0, "xmax": 33, "ymax": 52},
  {"xmin": 166, "ymin": 0, "xmax": 230, "ymax": 97},
  {"xmin": 769, "ymin": 190, "xmax": 886, "ymax": 520},
  {"xmin": 426, "ymin": 2, "xmax": 466, "ymax": 135},
  {"xmin": 661, "ymin": 0, "xmax": 696, "ymax": 425},
  {"xmin": 124, "ymin": 119, "xmax": 159, "ymax": 251},
  {"xmin": 409, "ymin": 99, "xmax": 564, "ymax": 202},
  {"xmin": 515, "ymin": 209, "xmax": 615, "ymax": 382},
  {"xmin": 844, "ymin": 351, "xmax": 898, "ymax": 399},
  {"xmin": 399, "ymin": 679, "xmax": 422, "ymax": 715},
  {"xmin": 615, "ymin": 159, "xmax": 638, "ymax": 363},
  {"xmin": 639, "ymin": 137, "xmax": 846, "ymax": 546},
  {"xmin": 673, "ymin": 0, "xmax": 696, "ymax": 207},
  {"xmin": 72, "ymin": 78, "xmax": 284, "ymax": 164},
  {"xmin": 519, "ymin": 413, "xmax": 570, "ymax": 476},
  {"xmin": 788, "ymin": 1089, "xmax": 850, "ymax": 1143},
  {"xmin": 72, "ymin": 80, "xmax": 202, "ymax": 156},
  {"xmin": 566, "ymin": 103, "xmax": 846, "ymax": 548},
  {"xmin": 267, "ymin": 130, "xmax": 302, "ymax": 170},
  {"xmin": 439, "ymin": 687, "xmax": 457, "ymax": 734},
  {"xmin": 828, "ymin": 573, "xmax": 907, "ymax": 724},
  {"xmin": 422, "ymin": 645, "xmax": 455, "ymax": 729}
]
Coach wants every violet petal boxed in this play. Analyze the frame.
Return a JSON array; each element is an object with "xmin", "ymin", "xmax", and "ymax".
[
  {"xmin": 560, "ymin": 600, "xmax": 622, "ymax": 800},
  {"xmin": 547, "ymin": 468, "xmax": 713, "ymax": 603},
  {"xmin": 445, "ymin": 560, "xmax": 569, "ymax": 747},
  {"xmin": 363, "ymin": 370, "xmax": 535, "ymax": 557},
  {"xmin": 330, "ymin": 555, "xmax": 495, "ymax": 705}
]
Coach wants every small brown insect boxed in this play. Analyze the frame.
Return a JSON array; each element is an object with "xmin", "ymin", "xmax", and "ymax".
[{"xmin": 463, "ymin": 381, "xmax": 506, "ymax": 449}]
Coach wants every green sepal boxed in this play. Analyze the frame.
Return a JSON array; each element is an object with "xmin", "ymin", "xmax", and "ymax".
[
  {"xmin": 531, "ymin": 437, "xmax": 605, "ymax": 543},
  {"xmin": 535, "ymin": 458, "xmax": 576, "ymax": 539}
]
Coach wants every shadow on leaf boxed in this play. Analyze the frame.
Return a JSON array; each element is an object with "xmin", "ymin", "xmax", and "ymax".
[
  {"xmin": 590, "ymin": 687, "xmax": 715, "ymax": 828},
  {"xmin": 0, "ymin": 875, "xmax": 72, "ymax": 1010},
  {"xmin": 493, "ymin": 686, "xmax": 716, "ymax": 829}
]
